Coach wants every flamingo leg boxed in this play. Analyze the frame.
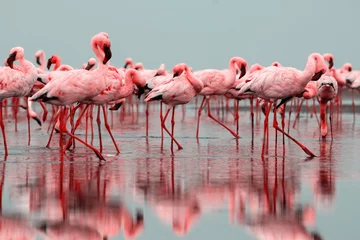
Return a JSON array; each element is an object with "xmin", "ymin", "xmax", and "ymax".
[
  {"xmin": 0, "ymin": 101, "xmax": 8, "ymax": 156},
  {"xmin": 146, "ymin": 102, "xmax": 149, "ymax": 137},
  {"xmin": 206, "ymin": 97, "xmax": 240, "ymax": 138},
  {"xmin": 161, "ymin": 108, "xmax": 183, "ymax": 150},
  {"xmin": 170, "ymin": 106, "xmax": 176, "ymax": 153},
  {"xmin": 85, "ymin": 106, "xmax": 89, "ymax": 143},
  {"xmin": 102, "ymin": 105, "xmax": 120, "ymax": 154},
  {"xmin": 272, "ymin": 101, "xmax": 316, "ymax": 157},
  {"xmin": 235, "ymin": 99, "xmax": 240, "ymax": 136},
  {"xmin": 261, "ymin": 103, "xmax": 272, "ymax": 157},
  {"xmin": 64, "ymin": 105, "xmax": 90, "ymax": 150},
  {"xmin": 26, "ymin": 98, "xmax": 31, "ymax": 146},
  {"xmin": 330, "ymin": 101, "xmax": 333, "ymax": 141},
  {"xmin": 287, "ymin": 99, "xmax": 293, "ymax": 134},
  {"xmin": 160, "ymin": 102, "xmax": 164, "ymax": 146},
  {"xmin": 196, "ymin": 96, "xmax": 206, "ymax": 138},
  {"xmin": 40, "ymin": 102, "xmax": 48, "ymax": 122},
  {"xmin": 250, "ymin": 97, "xmax": 254, "ymax": 135},
  {"xmin": 90, "ymin": 105, "xmax": 94, "ymax": 145},
  {"xmin": 96, "ymin": 105, "xmax": 103, "ymax": 153},
  {"xmin": 46, "ymin": 109, "xmax": 61, "ymax": 148},
  {"xmin": 320, "ymin": 102, "xmax": 327, "ymax": 138},
  {"xmin": 292, "ymin": 98, "xmax": 304, "ymax": 129},
  {"xmin": 60, "ymin": 107, "xmax": 105, "ymax": 161}
]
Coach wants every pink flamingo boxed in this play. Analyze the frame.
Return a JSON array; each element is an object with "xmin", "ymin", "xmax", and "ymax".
[
  {"xmin": 145, "ymin": 63, "xmax": 204, "ymax": 153},
  {"xmin": 194, "ymin": 57, "xmax": 247, "ymax": 138},
  {"xmin": 225, "ymin": 63, "xmax": 264, "ymax": 135},
  {"xmin": 66, "ymin": 68, "xmax": 146, "ymax": 154},
  {"xmin": 238, "ymin": 53, "xmax": 328, "ymax": 157},
  {"xmin": 317, "ymin": 75, "xmax": 338, "ymax": 139},
  {"xmin": 35, "ymin": 50, "xmax": 47, "ymax": 72},
  {"xmin": 0, "ymin": 46, "xmax": 39, "ymax": 156},
  {"xmin": 271, "ymin": 61, "xmax": 283, "ymax": 67},
  {"xmin": 47, "ymin": 54, "xmax": 62, "ymax": 71},
  {"xmin": 30, "ymin": 32, "xmax": 113, "ymax": 161},
  {"xmin": 123, "ymin": 57, "xmax": 135, "ymax": 69}
]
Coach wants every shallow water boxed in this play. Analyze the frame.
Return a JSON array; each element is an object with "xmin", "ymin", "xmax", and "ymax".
[{"xmin": 1, "ymin": 91, "xmax": 360, "ymax": 239}]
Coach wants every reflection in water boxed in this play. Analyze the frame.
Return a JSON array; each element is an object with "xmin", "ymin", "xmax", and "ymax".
[
  {"xmin": 2, "ymin": 162, "xmax": 144, "ymax": 240},
  {"xmin": 0, "ymin": 152, "xmax": 337, "ymax": 239}
]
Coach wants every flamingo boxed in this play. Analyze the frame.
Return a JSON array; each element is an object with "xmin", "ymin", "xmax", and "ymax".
[
  {"xmin": 123, "ymin": 57, "xmax": 135, "ymax": 69},
  {"xmin": 47, "ymin": 54, "xmax": 62, "ymax": 71},
  {"xmin": 317, "ymin": 75, "xmax": 338, "ymax": 139},
  {"xmin": 0, "ymin": 46, "xmax": 39, "ymax": 156},
  {"xmin": 145, "ymin": 63, "xmax": 204, "ymax": 153},
  {"xmin": 194, "ymin": 57, "xmax": 247, "ymax": 138},
  {"xmin": 30, "ymin": 32, "xmax": 113, "ymax": 161},
  {"xmin": 238, "ymin": 53, "xmax": 328, "ymax": 157},
  {"xmin": 225, "ymin": 63, "xmax": 264, "ymax": 135},
  {"xmin": 65, "ymin": 68, "xmax": 146, "ymax": 154},
  {"xmin": 35, "ymin": 50, "xmax": 47, "ymax": 72}
]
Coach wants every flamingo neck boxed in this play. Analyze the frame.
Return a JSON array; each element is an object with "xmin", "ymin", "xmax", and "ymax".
[
  {"xmin": 19, "ymin": 58, "xmax": 34, "ymax": 73},
  {"xmin": 131, "ymin": 70, "xmax": 145, "ymax": 87},
  {"xmin": 185, "ymin": 68, "xmax": 204, "ymax": 93},
  {"xmin": 302, "ymin": 56, "xmax": 317, "ymax": 81},
  {"xmin": 91, "ymin": 42, "xmax": 107, "ymax": 71},
  {"xmin": 40, "ymin": 53, "xmax": 46, "ymax": 70}
]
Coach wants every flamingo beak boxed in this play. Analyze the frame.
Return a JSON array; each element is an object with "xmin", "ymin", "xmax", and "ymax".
[
  {"xmin": 311, "ymin": 69, "xmax": 324, "ymax": 81},
  {"xmin": 173, "ymin": 72, "xmax": 179, "ymax": 78},
  {"xmin": 239, "ymin": 64, "xmax": 247, "ymax": 79},
  {"xmin": 328, "ymin": 58, "xmax": 334, "ymax": 69},
  {"xmin": 6, "ymin": 52, "xmax": 17, "ymax": 69},
  {"xmin": 154, "ymin": 72, "xmax": 161, "ymax": 77},
  {"xmin": 47, "ymin": 58, "xmax": 53, "ymax": 70},
  {"xmin": 37, "ymin": 77, "xmax": 47, "ymax": 85},
  {"xmin": 102, "ymin": 45, "xmax": 112, "ymax": 64},
  {"xmin": 85, "ymin": 63, "xmax": 95, "ymax": 71},
  {"xmin": 36, "ymin": 56, "xmax": 41, "ymax": 66},
  {"xmin": 124, "ymin": 63, "xmax": 129, "ymax": 68}
]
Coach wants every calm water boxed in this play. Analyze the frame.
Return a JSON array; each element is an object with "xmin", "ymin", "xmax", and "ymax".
[{"xmin": 1, "ymin": 91, "xmax": 360, "ymax": 239}]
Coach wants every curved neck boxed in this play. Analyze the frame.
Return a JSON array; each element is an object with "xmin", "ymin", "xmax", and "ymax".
[
  {"xmin": 302, "ymin": 56, "xmax": 316, "ymax": 80},
  {"xmin": 53, "ymin": 59, "xmax": 61, "ymax": 70},
  {"xmin": 19, "ymin": 58, "xmax": 35, "ymax": 73},
  {"xmin": 132, "ymin": 70, "xmax": 145, "ymax": 87},
  {"xmin": 228, "ymin": 59, "xmax": 237, "ymax": 77},
  {"xmin": 40, "ymin": 53, "xmax": 46, "ymax": 70},
  {"xmin": 91, "ymin": 42, "xmax": 106, "ymax": 70},
  {"xmin": 185, "ymin": 67, "xmax": 203, "ymax": 93}
]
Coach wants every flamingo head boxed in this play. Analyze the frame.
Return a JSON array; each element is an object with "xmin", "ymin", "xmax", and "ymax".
[
  {"xmin": 310, "ymin": 53, "xmax": 327, "ymax": 81},
  {"xmin": 35, "ymin": 50, "xmax": 44, "ymax": 66},
  {"xmin": 124, "ymin": 57, "xmax": 133, "ymax": 68},
  {"xmin": 172, "ymin": 63, "xmax": 187, "ymax": 78},
  {"xmin": 271, "ymin": 61, "xmax": 282, "ymax": 67},
  {"xmin": 134, "ymin": 62, "xmax": 144, "ymax": 71},
  {"xmin": 47, "ymin": 55, "xmax": 61, "ymax": 70},
  {"xmin": 85, "ymin": 58, "xmax": 96, "ymax": 70},
  {"xmin": 342, "ymin": 63, "xmax": 352, "ymax": 72},
  {"xmin": 323, "ymin": 53, "xmax": 334, "ymax": 69},
  {"xmin": 6, "ymin": 46, "xmax": 24, "ymax": 69},
  {"xmin": 91, "ymin": 32, "xmax": 112, "ymax": 65},
  {"xmin": 232, "ymin": 57, "xmax": 247, "ymax": 79}
]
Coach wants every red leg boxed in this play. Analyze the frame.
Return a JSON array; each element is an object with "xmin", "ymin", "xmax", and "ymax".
[
  {"xmin": 85, "ymin": 106, "xmax": 89, "ymax": 143},
  {"xmin": 146, "ymin": 102, "xmax": 149, "ymax": 137},
  {"xmin": 319, "ymin": 102, "xmax": 327, "ymax": 138},
  {"xmin": 64, "ymin": 105, "xmax": 90, "ymax": 150},
  {"xmin": 60, "ymin": 107, "xmax": 105, "ymax": 161},
  {"xmin": 329, "ymin": 101, "xmax": 333, "ymax": 141},
  {"xmin": 287, "ymin": 99, "xmax": 293, "ymax": 134},
  {"xmin": 292, "ymin": 98, "xmax": 304, "ymax": 129},
  {"xmin": 96, "ymin": 106, "xmax": 103, "ymax": 153},
  {"xmin": 206, "ymin": 97, "xmax": 240, "ymax": 138},
  {"xmin": 26, "ymin": 98, "xmax": 31, "ymax": 146},
  {"xmin": 90, "ymin": 105, "xmax": 94, "ymax": 145},
  {"xmin": 46, "ymin": 109, "xmax": 61, "ymax": 148},
  {"xmin": 0, "ymin": 102, "xmax": 8, "ymax": 156},
  {"xmin": 161, "ymin": 108, "xmax": 183, "ymax": 150},
  {"xmin": 170, "ymin": 106, "xmax": 176, "ymax": 153},
  {"xmin": 40, "ymin": 102, "xmax": 48, "ymax": 122},
  {"xmin": 102, "ymin": 105, "xmax": 120, "ymax": 154},
  {"xmin": 273, "ymin": 101, "xmax": 316, "ymax": 157},
  {"xmin": 261, "ymin": 103, "xmax": 272, "ymax": 157},
  {"xmin": 196, "ymin": 96, "xmax": 206, "ymax": 138}
]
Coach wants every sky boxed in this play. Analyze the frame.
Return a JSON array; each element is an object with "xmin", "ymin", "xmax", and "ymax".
[{"xmin": 1, "ymin": 0, "xmax": 359, "ymax": 72}]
